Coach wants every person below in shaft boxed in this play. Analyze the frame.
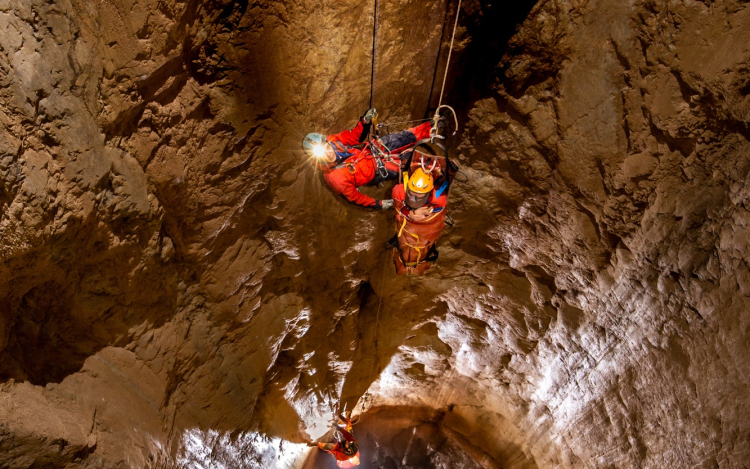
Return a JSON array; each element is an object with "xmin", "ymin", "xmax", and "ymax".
[
  {"xmin": 303, "ymin": 109, "xmax": 433, "ymax": 210},
  {"xmin": 392, "ymin": 167, "xmax": 447, "ymax": 220},
  {"xmin": 308, "ymin": 413, "xmax": 360, "ymax": 467}
]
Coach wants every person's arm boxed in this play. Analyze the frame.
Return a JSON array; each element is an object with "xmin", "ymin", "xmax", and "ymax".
[
  {"xmin": 328, "ymin": 117, "xmax": 372, "ymax": 146},
  {"xmin": 412, "ymin": 192, "xmax": 448, "ymax": 219},
  {"xmin": 324, "ymin": 171, "xmax": 379, "ymax": 208},
  {"xmin": 337, "ymin": 415, "xmax": 354, "ymax": 433},
  {"xmin": 391, "ymin": 183, "xmax": 406, "ymax": 204}
]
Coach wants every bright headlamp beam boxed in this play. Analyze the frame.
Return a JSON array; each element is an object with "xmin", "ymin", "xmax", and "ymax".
[{"xmin": 312, "ymin": 144, "xmax": 327, "ymax": 158}]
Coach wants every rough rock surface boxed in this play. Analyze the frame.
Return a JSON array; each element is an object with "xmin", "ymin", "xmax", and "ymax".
[{"xmin": 0, "ymin": 0, "xmax": 749, "ymax": 468}]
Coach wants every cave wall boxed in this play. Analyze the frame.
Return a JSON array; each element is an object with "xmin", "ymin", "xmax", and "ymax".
[
  {"xmin": 0, "ymin": 0, "xmax": 453, "ymax": 466},
  {"xmin": 367, "ymin": 0, "xmax": 750, "ymax": 466},
  {"xmin": 1, "ymin": 0, "xmax": 749, "ymax": 468}
]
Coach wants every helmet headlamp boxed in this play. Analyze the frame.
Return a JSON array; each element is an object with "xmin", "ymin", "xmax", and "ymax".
[{"xmin": 312, "ymin": 143, "xmax": 327, "ymax": 158}]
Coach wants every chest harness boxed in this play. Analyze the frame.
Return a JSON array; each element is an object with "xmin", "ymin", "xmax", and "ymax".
[{"xmin": 328, "ymin": 140, "xmax": 394, "ymax": 178}]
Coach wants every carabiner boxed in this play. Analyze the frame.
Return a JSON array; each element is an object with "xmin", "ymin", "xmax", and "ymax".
[{"xmin": 420, "ymin": 154, "xmax": 437, "ymax": 173}]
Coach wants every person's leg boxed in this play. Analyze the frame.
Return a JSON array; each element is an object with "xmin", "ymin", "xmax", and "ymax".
[
  {"xmin": 380, "ymin": 121, "xmax": 432, "ymax": 151},
  {"xmin": 378, "ymin": 129, "xmax": 418, "ymax": 153}
]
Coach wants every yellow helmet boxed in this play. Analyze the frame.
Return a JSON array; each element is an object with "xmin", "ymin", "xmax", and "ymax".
[{"xmin": 405, "ymin": 168, "xmax": 434, "ymax": 194}]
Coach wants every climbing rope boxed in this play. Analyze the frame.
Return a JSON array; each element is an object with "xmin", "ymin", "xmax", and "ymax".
[
  {"xmin": 426, "ymin": 0, "xmax": 463, "ymax": 141},
  {"xmin": 437, "ymin": 0, "xmax": 462, "ymax": 110},
  {"xmin": 369, "ymin": 0, "xmax": 380, "ymax": 108},
  {"xmin": 370, "ymin": 0, "xmax": 463, "ymax": 135},
  {"xmin": 426, "ymin": 4, "xmax": 450, "ymax": 113}
]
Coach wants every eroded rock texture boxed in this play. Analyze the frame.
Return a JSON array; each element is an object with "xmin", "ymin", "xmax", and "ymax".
[{"xmin": 0, "ymin": 0, "xmax": 749, "ymax": 467}]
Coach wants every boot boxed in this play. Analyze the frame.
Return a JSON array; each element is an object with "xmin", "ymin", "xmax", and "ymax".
[
  {"xmin": 424, "ymin": 245, "xmax": 439, "ymax": 262},
  {"xmin": 385, "ymin": 234, "xmax": 399, "ymax": 249}
]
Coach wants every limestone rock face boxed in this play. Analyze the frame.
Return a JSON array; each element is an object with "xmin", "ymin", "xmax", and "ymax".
[{"xmin": 0, "ymin": 0, "xmax": 749, "ymax": 468}]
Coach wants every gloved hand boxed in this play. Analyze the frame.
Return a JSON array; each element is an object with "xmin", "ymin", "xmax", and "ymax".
[
  {"xmin": 380, "ymin": 199, "xmax": 394, "ymax": 210},
  {"xmin": 363, "ymin": 108, "xmax": 378, "ymax": 124}
]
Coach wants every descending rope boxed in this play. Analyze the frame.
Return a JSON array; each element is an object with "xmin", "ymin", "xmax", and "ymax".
[
  {"xmin": 437, "ymin": 0, "xmax": 462, "ymax": 109},
  {"xmin": 426, "ymin": 3, "xmax": 450, "ymax": 112},
  {"xmin": 369, "ymin": 0, "xmax": 380, "ymax": 108}
]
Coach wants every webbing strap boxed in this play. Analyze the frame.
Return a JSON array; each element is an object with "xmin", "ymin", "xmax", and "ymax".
[
  {"xmin": 435, "ymin": 181, "xmax": 449, "ymax": 198},
  {"xmin": 397, "ymin": 217, "xmax": 408, "ymax": 238}
]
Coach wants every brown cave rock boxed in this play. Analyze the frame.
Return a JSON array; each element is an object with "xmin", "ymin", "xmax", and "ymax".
[{"xmin": 1, "ymin": 0, "xmax": 749, "ymax": 468}]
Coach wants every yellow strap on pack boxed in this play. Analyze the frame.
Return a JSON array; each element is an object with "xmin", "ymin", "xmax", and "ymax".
[{"xmin": 397, "ymin": 217, "xmax": 408, "ymax": 238}]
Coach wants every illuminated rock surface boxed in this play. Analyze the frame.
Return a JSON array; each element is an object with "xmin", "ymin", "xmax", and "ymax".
[{"xmin": 1, "ymin": 0, "xmax": 749, "ymax": 467}]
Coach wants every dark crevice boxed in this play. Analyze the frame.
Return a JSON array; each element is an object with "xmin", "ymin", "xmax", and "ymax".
[{"xmin": 440, "ymin": 0, "xmax": 540, "ymax": 112}]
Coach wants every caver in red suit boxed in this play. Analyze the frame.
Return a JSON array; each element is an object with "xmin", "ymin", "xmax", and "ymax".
[
  {"xmin": 310, "ymin": 415, "xmax": 360, "ymax": 467},
  {"xmin": 304, "ymin": 111, "xmax": 433, "ymax": 209}
]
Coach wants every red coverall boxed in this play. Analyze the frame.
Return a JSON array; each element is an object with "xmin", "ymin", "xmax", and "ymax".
[
  {"xmin": 323, "ymin": 120, "xmax": 432, "ymax": 209},
  {"xmin": 317, "ymin": 419, "xmax": 360, "ymax": 468}
]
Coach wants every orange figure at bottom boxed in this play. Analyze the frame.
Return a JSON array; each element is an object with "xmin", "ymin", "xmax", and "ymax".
[{"xmin": 309, "ymin": 414, "xmax": 360, "ymax": 467}]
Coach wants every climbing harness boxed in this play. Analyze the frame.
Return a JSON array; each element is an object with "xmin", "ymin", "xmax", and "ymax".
[{"xmin": 374, "ymin": 153, "xmax": 388, "ymax": 178}]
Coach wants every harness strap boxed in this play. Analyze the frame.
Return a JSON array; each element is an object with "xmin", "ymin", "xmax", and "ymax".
[
  {"xmin": 434, "ymin": 180, "xmax": 449, "ymax": 198},
  {"xmin": 395, "ymin": 242, "xmax": 432, "ymax": 269},
  {"xmin": 329, "ymin": 140, "xmax": 355, "ymax": 162},
  {"xmin": 397, "ymin": 217, "xmax": 408, "ymax": 238}
]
